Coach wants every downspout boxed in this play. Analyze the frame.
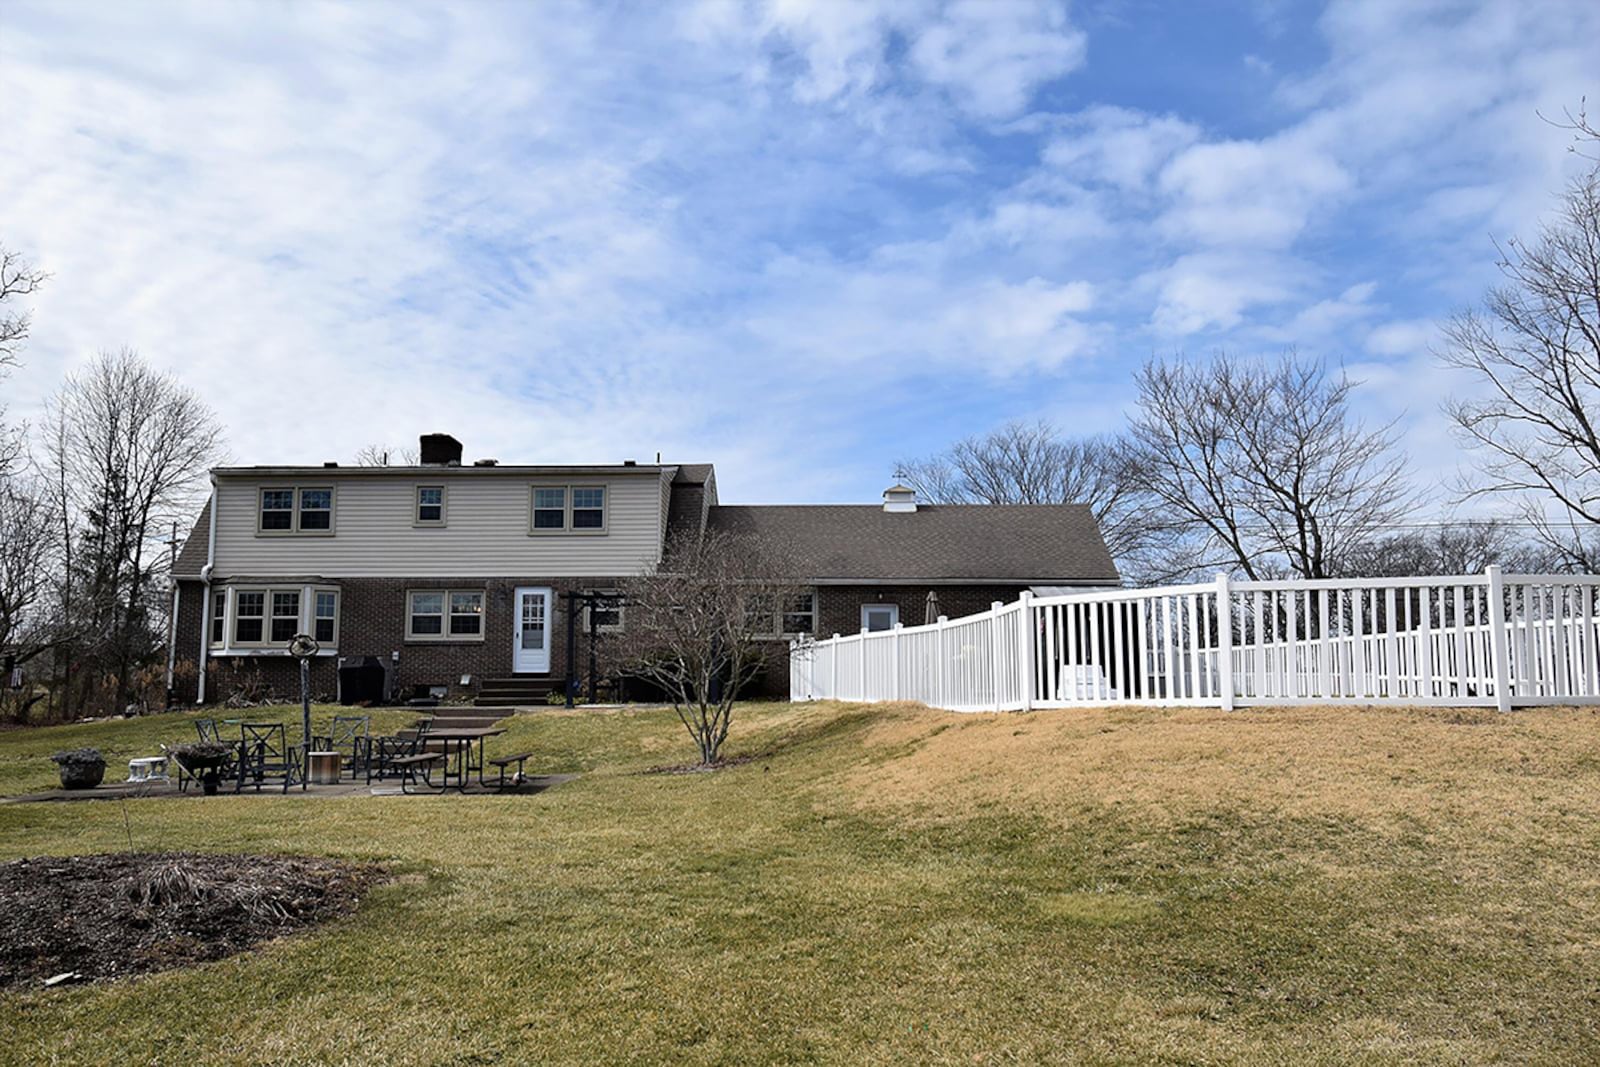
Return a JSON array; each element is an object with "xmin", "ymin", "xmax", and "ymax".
[{"xmin": 196, "ymin": 473, "xmax": 219, "ymax": 704}]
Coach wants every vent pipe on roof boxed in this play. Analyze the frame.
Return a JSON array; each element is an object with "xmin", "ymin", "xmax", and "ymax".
[{"xmin": 883, "ymin": 484, "xmax": 917, "ymax": 513}]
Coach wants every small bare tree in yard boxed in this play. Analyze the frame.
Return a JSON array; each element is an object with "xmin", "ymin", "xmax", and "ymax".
[
  {"xmin": 1130, "ymin": 352, "xmax": 1412, "ymax": 580},
  {"xmin": 1442, "ymin": 136, "xmax": 1600, "ymax": 570},
  {"xmin": 613, "ymin": 529, "xmax": 798, "ymax": 766}
]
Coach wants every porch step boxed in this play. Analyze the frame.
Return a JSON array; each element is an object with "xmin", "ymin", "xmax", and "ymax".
[{"xmin": 474, "ymin": 676, "xmax": 561, "ymax": 708}]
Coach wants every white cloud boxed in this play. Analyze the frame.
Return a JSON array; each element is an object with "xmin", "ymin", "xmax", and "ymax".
[
  {"xmin": 1157, "ymin": 130, "xmax": 1351, "ymax": 248},
  {"xmin": 1148, "ymin": 252, "xmax": 1302, "ymax": 336},
  {"xmin": 908, "ymin": 0, "xmax": 1087, "ymax": 118},
  {"xmin": 1365, "ymin": 318, "xmax": 1439, "ymax": 358},
  {"xmin": 1042, "ymin": 106, "xmax": 1199, "ymax": 192}
]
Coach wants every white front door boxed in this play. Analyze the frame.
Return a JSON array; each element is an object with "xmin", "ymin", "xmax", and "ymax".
[{"xmin": 513, "ymin": 587, "xmax": 552, "ymax": 673}]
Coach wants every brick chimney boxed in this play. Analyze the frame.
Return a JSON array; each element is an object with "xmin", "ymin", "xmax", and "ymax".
[{"xmin": 419, "ymin": 434, "xmax": 463, "ymax": 466}]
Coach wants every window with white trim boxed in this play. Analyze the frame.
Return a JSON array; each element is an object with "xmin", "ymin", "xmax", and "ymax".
[
  {"xmin": 234, "ymin": 591, "xmax": 265, "ymax": 644},
  {"xmin": 314, "ymin": 590, "xmax": 339, "ymax": 644},
  {"xmin": 782, "ymin": 593, "xmax": 816, "ymax": 636},
  {"xmin": 259, "ymin": 490, "xmax": 294, "ymax": 531},
  {"xmin": 449, "ymin": 592, "xmax": 483, "ymax": 636},
  {"xmin": 572, "ymin": 486, "xmax": 606, "ymax": 530},
  {"xmin": 407, "ymin": 589, "xmax": 485, "ymax": 641},
  {"xmin": 416, "ymin": 485, "xmax": 445, "ymax": 525},
  {"xmin": 532, "ymin": 487, "xmax": 566, "ymax": 531},
  {"xmin": 258, "ymin": 486, "xmax": 335, "ymax": 534},
  {"xmin": 270, "ymin": 591, "xmax": 301, "ymax": 643},
  {"xmin": 210, "ymin": 590, "xmax": 226, "ymax": 644},
  {"xmin": 861, "ymin": 603, "xmax": 898, "ymax": 633}
]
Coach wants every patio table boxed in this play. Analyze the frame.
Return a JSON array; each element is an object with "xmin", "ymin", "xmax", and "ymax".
[{"xmin": 417, "ymin": 726, "xmax": 507, "ymax": 792}]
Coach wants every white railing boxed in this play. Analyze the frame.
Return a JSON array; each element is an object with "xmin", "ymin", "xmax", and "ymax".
[{"xmin": 789, "ymin": 567, "xmax": 1600, "ymax": 711}]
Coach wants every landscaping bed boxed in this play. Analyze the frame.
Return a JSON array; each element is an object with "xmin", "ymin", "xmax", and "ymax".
[{"xmin": 0, "ymin": 852, "xmax": 383, "ymax": 988}]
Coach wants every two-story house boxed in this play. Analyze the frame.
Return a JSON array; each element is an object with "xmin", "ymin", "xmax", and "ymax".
[{"xmin": 168, "ymin": 434, "xmax": 1119, "ymax": 705}]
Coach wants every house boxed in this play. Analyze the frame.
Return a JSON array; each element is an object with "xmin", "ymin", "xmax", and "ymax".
[{"xmin": 167, "ymin": 434, "xmax": 1119, "ymax": 706}]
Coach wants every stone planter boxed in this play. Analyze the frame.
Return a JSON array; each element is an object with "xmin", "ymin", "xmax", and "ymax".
[{"xmin": 51, "ymin": 749, "xmax": 106, "ymax": 790}]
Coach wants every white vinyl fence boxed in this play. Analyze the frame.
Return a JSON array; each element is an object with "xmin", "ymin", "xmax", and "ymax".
[{"xmin": 790, "ymin": 567, "xmax": 1600, "ymax": 712}]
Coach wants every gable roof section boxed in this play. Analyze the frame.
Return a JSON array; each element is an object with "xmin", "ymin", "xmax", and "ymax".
[
  {"xmin": 705, "ymin": 504, "xmax": 1119, "ymax": 583},
  {"xmin": 173, "ymin": 502, "xmax": 211, "ymax": 579}
]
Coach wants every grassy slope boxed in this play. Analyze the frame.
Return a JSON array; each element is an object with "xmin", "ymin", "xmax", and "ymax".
[{"xmin": 1, "ymin": 700, "xmax": 1598, "ymax": 1065}]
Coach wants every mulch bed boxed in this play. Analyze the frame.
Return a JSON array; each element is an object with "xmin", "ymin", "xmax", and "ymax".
[{"xmin": 0, "ymin": 852, "xmax": 385, "ymax": 989}]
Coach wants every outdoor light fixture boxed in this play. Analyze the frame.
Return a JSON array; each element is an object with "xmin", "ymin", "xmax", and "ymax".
[{"xmin": 288, "ymin": 633, "xmax": 319, "ymax": 791}]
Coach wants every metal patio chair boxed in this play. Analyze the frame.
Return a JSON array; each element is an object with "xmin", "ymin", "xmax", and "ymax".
[{"xmin": 237, "ymin": 722, "xmax": 303, "ymax": 792}]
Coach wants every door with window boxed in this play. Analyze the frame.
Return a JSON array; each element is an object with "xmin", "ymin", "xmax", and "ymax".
[
  {"xmin": 862, "ymin": 603, "xmax": 899, "ymax": 632},
  {"xmin": 513, "ymin": 587, "xmax": 552, "ymax": 673}
]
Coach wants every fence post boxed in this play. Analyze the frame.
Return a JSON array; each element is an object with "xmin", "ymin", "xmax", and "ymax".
[
  {"xmin": 991, "ymin": 601, "xmax": 1005, "ymax": 711},
  {"xmin": 937, "ymin": 615, "xmax": 949, "ymax": 709},
  {"xmin": 859, "ymin": 628, "xmax": 869, "ymax": 700},
  {"xmin": 831, "ymin": 634, "xmax": 841, "ymax": 700},
  {"xmin": 892, "ymin": 622, "xmax": 902, "ymax": 702},
  {"xmin": 1018, "ymin": 591, "xmax": 1035, "ymax": 711},
  {"xmin": 1486, "ymin": 566, "xmax": 1512, "ymax": 713},
  {"xmin": 1215, "ymin": 573, "xmax": 1235, "ymax": 711}
]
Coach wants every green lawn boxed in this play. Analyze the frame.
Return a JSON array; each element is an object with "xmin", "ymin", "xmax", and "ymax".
[{"xmin": 2, "ymin": 700, "xmax": 1599, "ymax": 1065}]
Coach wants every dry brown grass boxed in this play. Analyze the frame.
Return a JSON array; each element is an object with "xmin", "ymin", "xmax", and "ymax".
[{"xmin": 836, "ymin": 701, "xmax": 1600, "ymax": 835}]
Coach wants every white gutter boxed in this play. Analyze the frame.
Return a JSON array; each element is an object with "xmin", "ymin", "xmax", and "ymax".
[{"xmin": 196, "ymin": 473, "xmax": 218, "ymax": 704}]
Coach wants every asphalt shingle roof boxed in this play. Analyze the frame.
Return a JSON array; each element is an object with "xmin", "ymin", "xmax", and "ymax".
[
  {"xmin": 173, "ymin": 502, "xmax": 210, "ymax": 579},
  {"xmin": 704, "ymin": 503, "xmax": 1119, "ymax": 583}
]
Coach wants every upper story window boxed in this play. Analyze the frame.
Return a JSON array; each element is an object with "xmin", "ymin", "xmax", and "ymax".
[
  {"xmin": 532, "ymin": 487, "xmax": 566, "ymax": 531},
  {"xmin": 530, "ymin": 484, "xmax": 608, "ymax": 534},
  {"xmin": 416, "ymin": 485, "xmax": 446, "ymax": 526},
  {"xmin": 258, "ymin": 486, "xmax": 335, "ymax": 535},
  {"xmin": 572, "ymin": 486, "xmax": 606, "ymax": 529}
]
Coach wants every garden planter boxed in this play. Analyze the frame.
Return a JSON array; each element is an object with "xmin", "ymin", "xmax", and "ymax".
[{"xmin": 51, "ymin": 749, "xmax": 106, "ymax": 790}]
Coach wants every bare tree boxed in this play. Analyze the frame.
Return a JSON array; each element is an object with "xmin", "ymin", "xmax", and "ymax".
[
  {"xmin": 354, "ymin": 443, "xmax": 419, "ymax": 466},
  {"xmin": 895, "ymin": 420, "xmax": 1168, "ymax": 580},
  {"xmin": 611, "ymin": 529, "xmax": 799, "ymax": 765},
  {"xmin": 1333, "ymin": 520, "xmax": 1543, "ymax": 578},
  {"xmin": 44, "ymin": 349, "xmax": 225, "ymax": 714},
  {"xmin": 1441, "ymin": 150, "xmax": 1600, "ymax": 569},
  {"xmin": 0, "ymin": 474, "xmax": 59, "ymax": 721},
  {"xmin": 0, "ymin": 244, "xmax": 48, "ymax": 477},
  {"xmin": 1130, "ymin": 352, "xmax": 1412, "ymax": 580}
]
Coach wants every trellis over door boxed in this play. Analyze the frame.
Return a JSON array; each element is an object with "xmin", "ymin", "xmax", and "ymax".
[{"xmin": 513, "ymin": 587, "xmax": 552, "ymax": 673}]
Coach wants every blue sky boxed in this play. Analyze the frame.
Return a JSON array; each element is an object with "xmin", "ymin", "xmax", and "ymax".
[{"xmin": 2, "ymin": 0, "xmax": 1596, "ymax": 506}]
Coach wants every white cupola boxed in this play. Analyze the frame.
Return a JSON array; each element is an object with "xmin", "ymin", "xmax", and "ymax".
[{"xmin": 882, "ymin": 484, "xmax": 918, "ymax": 513}]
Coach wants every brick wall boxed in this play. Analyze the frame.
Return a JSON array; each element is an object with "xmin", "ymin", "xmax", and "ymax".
[{"xmin": 174, "ymin": 576, "xmax": 625, "ymax": 706}]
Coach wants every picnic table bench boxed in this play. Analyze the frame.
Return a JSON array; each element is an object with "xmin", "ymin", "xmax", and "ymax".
[
  {"xmin": 488, "ymin": 752, "xmax": 534, "ymax": 789},
  {"xmin": 391, "ymin": 751, "xmax": 445, "ymax": 794}
]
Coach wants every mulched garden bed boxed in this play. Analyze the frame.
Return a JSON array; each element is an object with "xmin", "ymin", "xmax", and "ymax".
[{"xmin": 0, "ymin": 852, "xmax": 385, "ymax": 988}]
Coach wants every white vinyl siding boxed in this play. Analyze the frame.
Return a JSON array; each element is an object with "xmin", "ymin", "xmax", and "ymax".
[{"xmin": 212, "ymin": 472, "xmax": 664, "ymax": 578}]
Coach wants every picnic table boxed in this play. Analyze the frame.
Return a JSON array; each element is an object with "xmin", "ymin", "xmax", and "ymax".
[{"xmin": 419, "ymin": 726, "xmax": 507, "ymax": 792}]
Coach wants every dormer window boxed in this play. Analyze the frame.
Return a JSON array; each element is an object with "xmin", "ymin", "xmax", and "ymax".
[{"xmin": 416, "ymin": 485, "xmax": 446, "ymax": 526}]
